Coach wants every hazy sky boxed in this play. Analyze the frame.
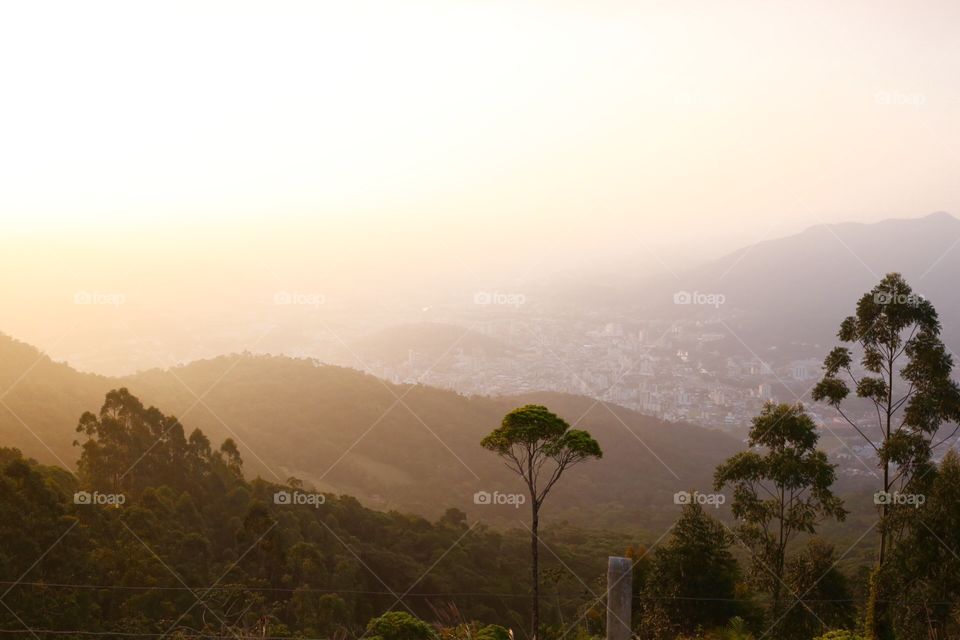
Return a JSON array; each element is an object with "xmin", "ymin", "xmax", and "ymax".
[{"xmin": 2, "ymin": 0, "xmax": 959, "ymax": 371}]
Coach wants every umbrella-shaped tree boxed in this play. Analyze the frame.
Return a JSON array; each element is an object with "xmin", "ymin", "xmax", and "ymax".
[{"xmin": 481, "ymin": 405, "xmax": 602, "ymax": 639}]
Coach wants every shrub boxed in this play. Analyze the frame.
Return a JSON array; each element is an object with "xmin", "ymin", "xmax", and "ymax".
[
  {"xmin": 366, "ymin": 612, "xmax": 438, "ymax": 640},
  {"xmin": 475, "ymin": 625, "xmax": 511, "ymax": 640}
]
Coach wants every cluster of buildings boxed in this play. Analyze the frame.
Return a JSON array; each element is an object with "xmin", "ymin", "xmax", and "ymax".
[
  {"xmin": 357, "ymin": 316, "xmax": 827, "ymax": 433},
  {"xmin": 344, "ymin": 313, "xmax": 960, "ymax": 479}
]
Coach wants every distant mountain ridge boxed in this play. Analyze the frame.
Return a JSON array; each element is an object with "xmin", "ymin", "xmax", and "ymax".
[
  {"xmin": 5, "ymin": 214, "xmax": 943, "ymax": 529},
  {"xmin": 586, "ymin": 212, "xmax": 960, "ymax": 352},
  {"xmin": 692, "ymin": 211, "xmax": 960, "ymax": 341}
]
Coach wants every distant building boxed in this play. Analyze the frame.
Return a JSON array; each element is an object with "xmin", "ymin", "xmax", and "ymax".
[
  {"xmin": 788, "ymin": 358, "xmax": 822, "ymax": 381},
  {"xmin": 638, "ymin": 357, "xmax": 655, "ymax": 376},
  {"xmin": 750, "ymin": 360, "xmax": 773, "ymax": 376},
  {"xmin": 603, "ymin": 323, "xmax": 624, "ymax": 336},
  {"xmin": 709, "ymin": 387, "xmax": 726, "ymax": 406},
  {"xmin": 698, "ymin": 333, "xmax": 725, "ymax": 343}
]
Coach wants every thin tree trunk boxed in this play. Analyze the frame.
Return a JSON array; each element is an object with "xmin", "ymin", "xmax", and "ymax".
[
  {"xmin": 867, "ymin": 350, "xmax": 896, "ymax": 640},
  {"xmin": 531, "ymin": 500, "xmax": 540, "ymax": 640},
  {"xmin": 772, "ymin": 487, "xmax": 786, "ymax": 626},
  {"xmin": 880, "ymin": 348, "xmax": 893, "ymax": 567}
]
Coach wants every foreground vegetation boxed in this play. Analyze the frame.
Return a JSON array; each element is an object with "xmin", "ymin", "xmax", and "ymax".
[
  {"xmin": 5, "ymin": 384, "xmax": 960, "ymax": 639},
  {"xmin": 0, "ymin": 389, "xmax": 631, "ymax": 639},
  {"xmin": 3, "ymin": 274, "xmax": 960, "ymax": 639}
]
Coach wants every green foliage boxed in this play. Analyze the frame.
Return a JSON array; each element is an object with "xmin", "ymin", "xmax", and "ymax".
[
  {"xmin": 714, "ymin": 403, "xmax": 845, "ymax": 633},
  {"xmin": 781, "ymin": 540, "xmax": 856, "ymax": 639},
  {"xmin": 812, "ymin": 273, "xmax": 960, "ymax": 459},
  {"xmin": 481, "ymin": 404, "xmax": 602, "ymax": 638},
  {"xmin": 481, "ymin": 405, "xmax": 602, "ymax": 504},
  {"xmin": 715, "ymin": 404, "xmax": 846, "ymax": 540},
  {"xmin": 811, "ymin": 273, "xmax": 960, "ymax": 528},
  {"xmin": 475, "ymin": 623, "xmax": 511, "ymax": 640},
  {"xmin": 720, "ymin": 616, "xmax": 754, "ymax": 640},
  {"xmin": 0, "ymin": 449, "xmax": 95, "ymax": 632},
  {"xmin": 0, "ymin": 335, "xmax": 738, "ymax": 533},
  {"xmin": 75, "ymin": 387, "xmax": 243, "ymax": 499},
  {"xmin": 0, "ymin": 391, "xmax": 630, "ymax": 639},
  {"xmin": 636, "ymin": 503, "xmax": 742, "ymax": 638},
  {"xmin": 884, "ymin": 450, "xmax": 960, "ymax": 639},
  {"xmin": 811, "ymin": 273, "xmax": 960, "ymax": 637},
  {"xmin": 482, "ymin": 405, "xmax": 569, "ymax": 450},
  {"xmin": 862, "ymin": 566, "xmax": 883, "ymax": 640},
  {"xmin": 366, "ymin": 611, "xmax": 438, "ymax": 640}
]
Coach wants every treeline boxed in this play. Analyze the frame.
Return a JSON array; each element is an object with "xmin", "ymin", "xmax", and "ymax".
[
  {"xmin": 4, "ymin": 273, "xmax": 960, "ymax": 640},
  {"xmin": 625, "ymin": 275, "xmax": 960, "ymax": 640},
  {"xmin": 619, "ymin": 448, "xmax": 960, "ymax": 640},
  {"xmin": 6, "ymin": 387, "xmax": 959, "ymax": 640},
  {"xmin": 0, "ymin": 389, "xmax": 631, "ymax": 639}
]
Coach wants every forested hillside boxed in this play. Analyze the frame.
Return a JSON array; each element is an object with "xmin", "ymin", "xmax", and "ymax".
[
  {"xmin": 0, "ymin": 334, "xmax": 739, "ymax": 530},
  {"xmin": 0, "ymin": 389, "xmax": 634, "ymax": 638}
]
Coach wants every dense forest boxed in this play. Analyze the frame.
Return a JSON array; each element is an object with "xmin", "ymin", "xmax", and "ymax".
[
  {"xmin": 3, "ymin": 391, "xmax": 959, "ymax": 640},
  {"xmin": 3, "ymin": 275, "xmax": 960, "ymax": 640},
  {"xmin": 0, "ymin": 388, "xmax": 635, "ymax": 639}
]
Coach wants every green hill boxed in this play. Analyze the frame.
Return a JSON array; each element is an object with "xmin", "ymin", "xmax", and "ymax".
[{"xmin": 0, "ymin": 333, "xmax": 740, "ymax": 529}]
